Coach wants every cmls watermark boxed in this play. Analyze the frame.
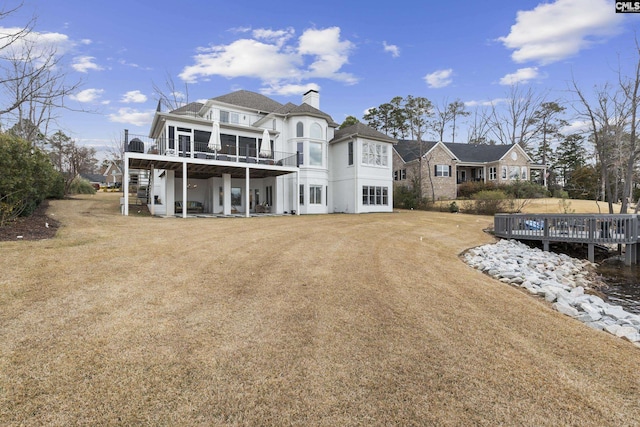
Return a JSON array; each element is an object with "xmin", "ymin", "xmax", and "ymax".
[{"xmin": 616, "ymin": 1, "xmax": 640, "ymax": 12}]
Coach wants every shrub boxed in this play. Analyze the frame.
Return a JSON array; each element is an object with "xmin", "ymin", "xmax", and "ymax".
[
  {"xmin": 468, "ymin": 190, "xmax": 507, "ymax": 215},
  {"xmin": 448, "ymin": 201, "xmax": 459, "ymax": 213},
  {"xmin": 0, "ymin": 134, "xmax": 59, "ymax": 225},
  {"xmin": 553, "ymin": 189, "xmax": 569, "ymax": 199},
  {"xmin": 457, "ymin": 181, "xmax": 497, "ymax": 199},
  {"xmin": 69, "ymin": 177, "xmax": 97, "ymax": 195},
  {"xmin": 502, "ymin": 180, "xmax": 548, "ymax": 199},
  {"xmin": 394, "ymin": 185, "xmax": 431, "ymax": 210}
]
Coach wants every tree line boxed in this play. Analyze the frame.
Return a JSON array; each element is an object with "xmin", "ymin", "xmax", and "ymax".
[
  {"xmin": 0, "ymin": 2, "xmax": 97, "ymax": 226},
  {"xmin": 341, "ymin": 55, "xmax": 640, "ymax": 214}
]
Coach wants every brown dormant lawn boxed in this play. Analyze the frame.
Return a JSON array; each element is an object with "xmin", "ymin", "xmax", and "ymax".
[{"xmin": 1, "ymin": 193, "xmax": 639, "ymax": 426}]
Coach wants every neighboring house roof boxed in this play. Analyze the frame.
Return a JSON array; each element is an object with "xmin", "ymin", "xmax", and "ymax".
[
  {"xmin": 212, "ymin": 90, "xmax": 284, "ymax": 113},
  {"xmin": 394, "ymin": 140, "xmax": 531, "ymax": 164},
  {"xmin": 444, "ymin": 142, "xmax": 513, "ymax": 163},
  {"xmin": 331, "ymin": 122, "xmax": 397, "ymax": 144},
  {"xmin": 103, "ymin": 161, "xmax": 123, "ymax": 177},
  {"xmin": 81, "ymin": 173, "xmax": 106, "ymax": 183},
  {"xmin": 394, "ymin": 140, "xmax": 438, "ymax": 163}
]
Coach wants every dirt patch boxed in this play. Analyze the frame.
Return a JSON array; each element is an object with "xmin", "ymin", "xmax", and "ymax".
[{"xmin": 0, "ymin": 200, "xmax": 60, "ymax": 241}]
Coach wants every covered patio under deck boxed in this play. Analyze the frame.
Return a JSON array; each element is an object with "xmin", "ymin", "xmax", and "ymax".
[{"xmin": 122, "ymin": 152, "xmax": 299, "ymax": 218}]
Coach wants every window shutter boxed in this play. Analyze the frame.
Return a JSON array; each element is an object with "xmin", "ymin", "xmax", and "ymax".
[
  {"xmin": 449, "ymin": 165, "xmax": 452, "ymax": 177},
  {"xmin": 434, "ymin": 165, "xmax": 437, "ymax": 176}
]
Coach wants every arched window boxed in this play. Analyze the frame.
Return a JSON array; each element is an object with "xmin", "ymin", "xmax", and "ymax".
[
  {"xmin": 310, "ymin": 123, "xmax": 322, "ymax": 139},
  {"xmin": 296, "ymin": 122, "xmax": 304, "ymax": 137}
]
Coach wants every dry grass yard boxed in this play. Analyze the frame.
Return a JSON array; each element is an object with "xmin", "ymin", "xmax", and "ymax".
[{"xmin": 1, "ymin": 192, "xmax": 639, "ymax": 426}]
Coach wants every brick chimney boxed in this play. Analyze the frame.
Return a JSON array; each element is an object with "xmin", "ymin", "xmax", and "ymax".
[{"xmin": 302, "ymin": 89, "xmax": 319, "ymax": 109}]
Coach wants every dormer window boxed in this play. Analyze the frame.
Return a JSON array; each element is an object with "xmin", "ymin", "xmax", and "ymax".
[{"xmin": 220, "ymin": 110, "xmax": 239, "ymax": 124}]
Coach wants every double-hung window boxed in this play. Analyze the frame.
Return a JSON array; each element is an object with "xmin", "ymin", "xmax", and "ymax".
[
  {"xmin": 489, "ymin": 167, "xmax": 497, "ymax": 180},
  {"xmin": 310, "ymin": 185, "xmax": 322, "ymax": 204},
  {"xmin": 435, "ymin": 165, "xmax": 450, "ymax": 177}
]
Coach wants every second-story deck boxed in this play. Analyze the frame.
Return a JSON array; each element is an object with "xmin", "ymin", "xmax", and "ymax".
[{"xmin": 494, "ymin": 213, "xmax": 640, "ymax": 265}]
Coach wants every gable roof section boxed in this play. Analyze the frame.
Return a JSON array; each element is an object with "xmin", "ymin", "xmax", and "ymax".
[
  {"xmin": 444, "ymin": 142, "xmax": 513, "ymax": 163},
  {"xmin": 212, "ymin": 90, "xmax": 284, "ymax": 113},
  {"xmin": 103, "ymin": 161, "xmax": 123, "ymax": 177},
  {"xmin": 331, "ymin": 122, "xmax": 397, "ymax": 144},
  {"xmin": 394, "ymin": 140, "xmax": 439, "ymax": 163}
]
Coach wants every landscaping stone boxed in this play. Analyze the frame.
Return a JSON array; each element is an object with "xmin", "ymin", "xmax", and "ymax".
[{"xmin": 464, "ymin": 239, "xmax": 640, "ymax": 348}]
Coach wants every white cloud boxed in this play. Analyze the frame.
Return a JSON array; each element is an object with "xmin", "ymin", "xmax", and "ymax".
[
  {"xmin": 72, "ymin": 56, "xmax": 103, "ymax": 73},
  {"xmin": 179, "ymin": 26, "xmax": 357, "ymax": 87},
  {"xmin": 465, "ymin": 98, "xmax": 509, "ymax": 107},
  {"xmin": 424, "ymin": 69, "xmax": 453, "ymax": 88},
  {"xmin": 383, "ymin": 41, "xmax": 400, "ymax": 58},
  {"xmin": 298, "ymin": 27, "xmax": 356, "ymax": 83},
  {"xmin": 252, "ymin": 27, "xmax": 294, "ymax": 47},
  {"xmin": 120, "ymin": 90, "xmax": 148, "ymax": 103},
  {"xmin": 261, "ymin": 82, "xmax": 320, "ymax": 96},
  {"xmin": 70, "ymin": 88, "xmax": 104, "ymax": 103},
  {"xmin": 499, "ymin": 67, "xmax": 540, "ymax": 85},
  {"xmin": 0, "ymin": 26, "xmax": 73, "ymax": 61},
  {"xmin": 108, "ymin": 108, "xmax": 155, "ymax": 127},
  {"xmin": 561, "ymin": 120, "xmax": 591, "ymax": 135},
  {"xmin": 498, "ymin": 0, "xmax": 623, "ymax": 64},
  {"xmin": 80, "ymin": 39, "xmax": 92, "ymax": 45}
]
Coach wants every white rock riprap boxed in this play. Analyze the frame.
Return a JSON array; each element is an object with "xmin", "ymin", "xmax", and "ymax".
[{"xmin": 463, "ymin": 239, "xmax": 640, "ymax": 345}]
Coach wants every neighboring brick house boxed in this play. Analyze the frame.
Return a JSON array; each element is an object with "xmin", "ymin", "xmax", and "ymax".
[
  {"xmin": 393, "ymin": 140, "xmax": 544, "ymax": 200},
  {"xmin": 103, "ymin": 161, "xmax": 123, "ymax": 187}
]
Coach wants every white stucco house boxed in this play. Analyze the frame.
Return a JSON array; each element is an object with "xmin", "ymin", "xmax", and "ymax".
[{"xmin": 122, "ymin": 89, "xmax": 396, "ymax": 217}]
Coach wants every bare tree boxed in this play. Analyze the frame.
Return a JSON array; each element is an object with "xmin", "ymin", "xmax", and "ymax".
[
  {"xmin": 572, "ymin": 82, "xmax": 620, "ymax": 213},
  {"xmin": 618, "ymin": 42, "xmax": 640, "ymax": 213},
  {"xmin": 432, "ymin": 97, "xmax": 453, "ymax": 142},
  {"xmin": 488, "ymin": 85, "xmax": 545, "ymax": 150},
  {"xmin": 0, "ymin": 5, "xmax": 82, "ymax": 145},
  {"xmin": 152, "ymin": 72, "xmax": 190, "ymax": 112},
  {"xmin": 467, "ymin": 106, "xmax": 494, "ymax": 145},
  {"xmin": 572, "ymin": 41, "xmax": 640, "ymax": 214}
]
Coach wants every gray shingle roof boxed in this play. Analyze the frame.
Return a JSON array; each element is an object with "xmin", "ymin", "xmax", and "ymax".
[
  {"xmin": 443, "ymin": 142, "xmax": 514, "ymax": 163},
  {"xmin": 332, "ymin": 122, "xmax": 397, "ymax": 143},
  {"xmin": 212, "ymin": 90, "xmax": 284, "ymax": 113},
  {"xmin": 170, "ymin": 102, "xmax": 204, "ymax": 115},
  {"xmin": 394, "ymin": 140, "xmax": 516, "ymax": 163},
  {"xmin": 272, "ymin": 101, "xmax": 338, "ymax": 126},
  {"xmin": 394, "ymin": 140, "xmax": 438, "ymax": 162}
]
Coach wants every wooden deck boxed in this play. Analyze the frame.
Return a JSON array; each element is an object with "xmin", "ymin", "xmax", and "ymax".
[{"xmin": 494, "ymin": 213, "xmax": 640, "ymax": 265}]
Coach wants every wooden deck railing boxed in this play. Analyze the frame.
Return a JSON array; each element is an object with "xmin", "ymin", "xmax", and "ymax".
[{"xmin": 494, "ymin": 213, "xmax": 640, "ymax": 264}]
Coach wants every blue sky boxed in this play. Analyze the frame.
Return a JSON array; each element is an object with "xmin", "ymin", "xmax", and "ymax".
[{"xmin": 1, "ymin": 0, "xmax": 639, "ymax": 159}]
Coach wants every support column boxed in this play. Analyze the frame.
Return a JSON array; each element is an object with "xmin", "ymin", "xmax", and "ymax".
[
  {"xmin": 150, "ymin": 164, "xmax": 155, "ymax": 216},
  {"xmin": 123, "ymin": 155, "xmax": 129, "ymax": 216},
  {"xmin": 296, "ymin": 171, "xmax": 300, "ymax": 215},
  {"xmin": 223, "ymin": 173, "xmax": 231, "ymax": 216},
  {"xmin": 245, "ymin": 167, "xmax": 250, "ymax": 218},
  {"xmin": 182, "ymin": 161, "xmax": 188, "ymax": 218},
  {"xmin": 588, "ymin": 244, "xmax": 595, "ymax": 263},
  {"xmin": 166, "ymin": 170, "xmax": 175, "ymax": 216},
  {"xmin": 625, "ymin": 243, "xmax": 636, "ymax": 266}
]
